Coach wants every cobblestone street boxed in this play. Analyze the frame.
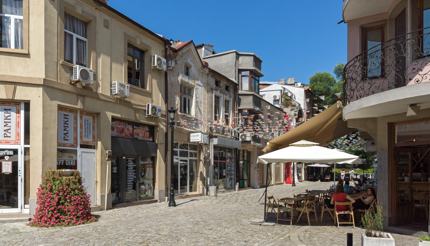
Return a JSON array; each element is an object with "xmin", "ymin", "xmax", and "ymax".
[{"xmin": 0, "ymin": 182, "xmax": 419, "ymax": 246}]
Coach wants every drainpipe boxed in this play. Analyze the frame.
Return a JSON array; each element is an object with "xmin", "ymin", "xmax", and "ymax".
[{"xmin": 164, "ymin": 40, "xmax": 169, "ymax": 201}]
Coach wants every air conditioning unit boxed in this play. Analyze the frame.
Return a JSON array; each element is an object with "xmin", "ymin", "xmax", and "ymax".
[
  {"xmin": 72, "ymin": 65, "xmax": 95, "ymax": 86},
  {"xmin": 151, "ymin": 55, "xmax": 167, "ymax": 71},
  {"xmin": 111, "ymin": 81, "xmax": 130, "ymax": 98},
  {"xmin": 146, "ymin": 103, "xmax": 162, "ymax": 117},
  {"xmin": 239, "ymin": 133, "xmax": 252, "ymax": 142}
]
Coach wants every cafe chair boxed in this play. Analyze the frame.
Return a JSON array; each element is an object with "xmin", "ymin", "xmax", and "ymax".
[
  {"xmin": 334, "ymin": 201, "xmax": 355, "ymax": 228},
  {"xmin": 296, "ymin": 195, "xmax": 318, "ymax": 226},
  {"xmin": 266, "ymin": 196, "xmax": 281, "ymax": 215},
  {"xmin": 320, "ymin": 195, "xmax": 335, "ymax": 224},
  {"xmin": 277, "ymin": 198, "xmax": 295, "ymax": 225}
]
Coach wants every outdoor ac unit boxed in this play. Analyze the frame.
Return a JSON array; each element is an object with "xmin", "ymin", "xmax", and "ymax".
[
  {"xmin": 72, "ymin": 65, "xmax": 95, "ymax": 86},
  {"xmin": 111, "ymin": 81, "xmax": 130, "ymax": 98},
  {"xmin": 146, "ymin": 103, "xmax": 162, "ymax": 117},
  {"xmin": 151, "ymin": 55, "xmax": 167, "ymax": 71}
]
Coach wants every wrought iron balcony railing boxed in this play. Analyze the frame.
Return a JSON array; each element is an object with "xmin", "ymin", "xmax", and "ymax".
[{"xmin": 343, "ymin": 28, "xmax": 430, "ymax": 103}]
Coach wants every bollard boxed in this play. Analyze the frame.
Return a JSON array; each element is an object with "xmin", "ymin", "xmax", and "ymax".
[{"xmin": 347, "ymin": 233, "xmax": 353, "ymax": 246}]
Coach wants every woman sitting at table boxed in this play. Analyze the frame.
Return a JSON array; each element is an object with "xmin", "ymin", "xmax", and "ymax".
[
  {"xmin": 351, "ymin": 188, "xmax": 376, "ymax": 210},
  {"xmin": 330, "ymin": 184, "xmax": 355, "ymax": 211}
]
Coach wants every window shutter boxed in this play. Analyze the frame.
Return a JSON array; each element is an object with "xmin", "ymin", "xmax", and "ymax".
[{"xmin": 193, "ymin": 81, "xmax": 203, "ymax": 118}]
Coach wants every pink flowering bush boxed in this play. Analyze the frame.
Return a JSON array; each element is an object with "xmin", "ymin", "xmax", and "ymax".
[{"xmin": 31, "ymin": 170, "xmax": 95, "ymax": 227}]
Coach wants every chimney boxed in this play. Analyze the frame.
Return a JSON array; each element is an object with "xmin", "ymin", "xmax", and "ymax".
[
  {"xmin": 200, "ymin": 44, "xmax": 214, "ymax": 57},
  {"xmin": 287, "ymin": 77, "xmax": 295, "ymax": 85}
]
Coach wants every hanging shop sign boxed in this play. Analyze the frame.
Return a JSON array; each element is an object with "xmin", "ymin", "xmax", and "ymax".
[
  {"xmin": 58, "ymin": 109, "xmax": 78, "ymax": 147},
  {"xmin": 81, "ymin": 112, "xmax": 97, "ymax": 146},
  {"xmin": 190, "ymin": 132, "xmax": 209, "ymax": 144},
  {"xmin": 0, "ymin": 103, "xmax": 20, "ymax": 145}
]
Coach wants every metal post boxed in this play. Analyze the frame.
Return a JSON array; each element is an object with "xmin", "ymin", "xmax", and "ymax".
[
  {"xmin": 263, "ymin": 163, "xmax": 270, "ymax": 222},
  {"xmin": 168, "ymin": 108, "xmax": 176, "ymax": 207},
  {"xmin": 347, "ymin": 233, "xmax": 353, "ymax": 246},
  {"xmin": 292, "ymin": 162, "xmax": 296, "ymax": 186}
]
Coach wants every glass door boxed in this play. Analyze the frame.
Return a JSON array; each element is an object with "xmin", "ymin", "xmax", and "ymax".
[
  {"xmin": 179, "ymin": 159, "xmax": 188, "ymax": 194},
  {"xmin": 0, "ymin": 147, "xmax": 22, "ymax": 212}
]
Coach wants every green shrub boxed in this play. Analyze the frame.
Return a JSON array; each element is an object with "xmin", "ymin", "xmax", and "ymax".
[
  {"xmin": 420, "ymin": 235, "xmax": 430, "ymax": 241},
  {"xmin": 31, "ymin": 170, "xmax": 95, "ymax": 227},
  {"xmin": 361, "ymin": 205, "xmax": 384, "ymax": 232}
]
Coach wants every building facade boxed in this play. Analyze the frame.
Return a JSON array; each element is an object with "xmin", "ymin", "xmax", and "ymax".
[
  {"xmin": 343, "ymin": 0, "xmax": 430, "ymax": 231},
  {"xmin": 198, "ymin": 45, "xmax": 287, "ymax": 188},
  {"xmin": 0, "ymin": 0, "xmax": 168, "ymax": 214},
  {"xmin": 167, "ymin": 41, "xmax": 240, "ymax": 195}
]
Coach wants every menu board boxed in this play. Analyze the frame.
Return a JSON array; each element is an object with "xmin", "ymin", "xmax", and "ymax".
[{"xmin": 126, "ymin": 158, "xmax": 137, "ymax": 191}]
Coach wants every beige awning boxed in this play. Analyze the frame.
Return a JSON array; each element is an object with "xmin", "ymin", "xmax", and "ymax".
[{"xmin": 263, "ymin": 101, "xmax": 352, "ymax": 153}]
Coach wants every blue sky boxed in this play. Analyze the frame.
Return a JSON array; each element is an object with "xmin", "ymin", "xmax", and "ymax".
[{"xmin": 109, "ymin": 0, "xmax": 346, "ymax": 84}]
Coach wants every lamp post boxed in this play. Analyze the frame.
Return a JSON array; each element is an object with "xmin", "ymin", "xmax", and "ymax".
[{"xmin": 168, "ymin": 107, "xmax": 176, "ymax": 207}]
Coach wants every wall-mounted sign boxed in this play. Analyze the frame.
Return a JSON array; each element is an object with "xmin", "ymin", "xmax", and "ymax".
[
  {"xmin": 81, "ymin": 113, "xmax": 96, "ymax": 145},
  {"xmin": 0, "ymin": 103, "xmax": 20, "ymax": 145},
  {"xmin": 58, "ymin": 109, "xmax": 77, "ymax": 147},
  {"xmin": 190, "ymin": 132, "xmax": 209, "ymax": 144},
  {"xmin": 111, "ymin": 119, "xmax": 154, "ymax": 141}
]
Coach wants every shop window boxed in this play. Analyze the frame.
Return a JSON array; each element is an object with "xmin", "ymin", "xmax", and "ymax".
[
  {"xmin": 57, "ymin": 108, "xmax": 97, "ymax": 169},
  {"xmin": 180, "ymin": 84, "xmax": 193, "ymax": 115},
  {"xmin": 0, "ymin": 0, "xmax": 23, "ymax": 49},
  {"xmin": 127, "ymin": 44, "xmax": 145, "ymax": 88},
  {"xmin": 173, "ymin": 144, "xmax": 198, "ymax": 194},
  {"xmin": 64, "ymin": 13, "xmax": 88, "ymax": 66}
]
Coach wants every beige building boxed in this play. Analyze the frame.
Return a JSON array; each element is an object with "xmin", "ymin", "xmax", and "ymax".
[
  {"xmin": 343, "ymin": 0, "xmax": 430, "ymax": 231},
  {"xmin": 167, "ymin": 41, "xmax": 240, "ymax": 195},
  {"xmin": 0, "ymin": 0, "xmax": 168, "ymax": 214}
]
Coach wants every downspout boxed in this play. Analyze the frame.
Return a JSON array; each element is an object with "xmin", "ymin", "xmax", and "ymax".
[{"xmin": 164, "ymin": 40, "xmax": 169, "ymax": 202}]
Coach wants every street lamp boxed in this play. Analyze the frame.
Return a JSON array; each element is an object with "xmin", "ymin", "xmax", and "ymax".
[{"xmin": 168, "ymin": 107, "xmax": 177, "ymax": 207}]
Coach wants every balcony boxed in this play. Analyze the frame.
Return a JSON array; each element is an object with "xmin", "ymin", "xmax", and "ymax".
[{"xmin": 344, "ymin": 29, "xmax": 430, "ymax": 104}]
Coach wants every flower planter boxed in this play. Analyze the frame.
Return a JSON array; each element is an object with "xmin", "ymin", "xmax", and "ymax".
[
  {"xmin": 362, "ymin": 231, "xmax": 395, "ymax": 246},
  {"xmin": 419, "ymin": 241, "xmax": 430, "ymax": 246}
]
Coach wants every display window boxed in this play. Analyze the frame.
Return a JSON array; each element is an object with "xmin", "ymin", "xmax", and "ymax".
[{"xmin": 173, "ymin": 143, "xmax": 198, "ymax": 194}]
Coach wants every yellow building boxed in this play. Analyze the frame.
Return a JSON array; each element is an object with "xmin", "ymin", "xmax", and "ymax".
[{"xmin": 0, "ymin": 0, "xmax": 168, "ymax": 214}]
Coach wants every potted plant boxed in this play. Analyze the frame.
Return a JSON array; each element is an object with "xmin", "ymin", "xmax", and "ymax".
[
  {"xmin": 419, "ymin": 235, "xmax": 430, "ymax": 246},
  {"xmin": 361, "ymin": 205, "xmax": 395, "ymax": 246}
]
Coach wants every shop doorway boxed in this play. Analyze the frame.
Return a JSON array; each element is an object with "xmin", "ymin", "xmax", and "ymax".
[
  {"xmin": 78, "ymin": 149, "xmax": 96, "ymax": 206},
  {"xmin": 173, "ymin": 159, "xmax": 196, "ymax": 194},
  {"xmin": 0, "ymin": 147, "xmax": 22, "ymax": 213}
]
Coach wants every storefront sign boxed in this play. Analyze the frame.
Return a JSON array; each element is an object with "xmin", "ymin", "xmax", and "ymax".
[
  {"xmin": 190, "ymin": 132, "xmax": 209, "ymax": 144},
  {"xmin": 0, "ymin": 104, "xmax": 20, "ymax": 145},
  {"xmin": 134, "ymin": 124, "xmax": 154, "ymax": 141},
  {"xmin": 1, "ymin": 161, "xmax": 12, "ymax": 174},
  {"xmin": 58, "ymin": 109, "xmax": 77, "ymax": 147},
  {"xmin": 81, "ymin": 113, "xmax": 96, "ymax": 145},
  {"xmin": 57, "ymin": 150, "xmax": 78, "ymax": 170},
  {"xmin": 0, "ymin": 150, "xmax": 14, "ymax": 157},
  {"xmin": 111, "ymin": 119, "xmax": 154, "ymax": 141},
  {"xmin": 212, "ymin": 137, "xmax": 241, "ymax": 149}
]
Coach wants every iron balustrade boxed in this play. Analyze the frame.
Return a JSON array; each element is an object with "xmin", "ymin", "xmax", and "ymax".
[{"xmin": 343, "ymin": 28, "xmax": 430, "ymax": 103}]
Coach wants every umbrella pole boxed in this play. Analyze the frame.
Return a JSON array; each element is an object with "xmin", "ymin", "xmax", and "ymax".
[
  {"xmin": 263, "ymin": 163, "xmax": 270, "ymax": 222},
  {"xmin": 333, "ymin": 163, "xmax": 336, "ymax": 186}
]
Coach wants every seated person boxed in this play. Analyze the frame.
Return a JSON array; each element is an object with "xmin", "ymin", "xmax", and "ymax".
[
  {"xmin": 328, "ymin": 184, "xmax": 355, "ymax": 211},
  {"xmin": 352, "ymin": 188, "xmax": 376, "ymax": 210},
  {"xmin": 343, "ymin": 180, "xmax": 352, "ymax": 194}
]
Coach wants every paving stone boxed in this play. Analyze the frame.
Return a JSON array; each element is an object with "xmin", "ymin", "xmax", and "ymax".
[{"xmin": 0, "ymin": 182, "xmax": 420, "ymax": 246}]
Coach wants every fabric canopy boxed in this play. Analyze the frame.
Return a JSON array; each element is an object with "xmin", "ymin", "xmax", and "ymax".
[
  {"xmin": 263, "ymin": 101, "xmax": 352, "ymax": 153},
  {"xmin": 258, "ymin": 140, "xmax": 358, "ymax": 164},
  {"xmin": 308, "ymin": 164, "xmax": 330, "ymax": 167}
]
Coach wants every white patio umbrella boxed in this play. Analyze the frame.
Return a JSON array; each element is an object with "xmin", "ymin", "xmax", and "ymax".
[
  {"xmin": 258, "ymin": 140, "xmax": 358, "ymax": 222},
  {"xmin": 307, "ymin": 163, "xmax": 330, "ymax": 168}
]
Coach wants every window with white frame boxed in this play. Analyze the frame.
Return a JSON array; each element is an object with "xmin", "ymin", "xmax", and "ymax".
[
  {"xmin": 64, "ymin": 13, "xmax": 88, "ymax": 66},
  {"xmin": 180, "ymin": 84, "xmax": 193, "ymax": 115},
  {"xmin": 0, "ymin": 0, "xmax": 23, "ymax": 49},
  {"xmin": 224, "ymin": 99, "xmax": 230, "ymax": 126}
]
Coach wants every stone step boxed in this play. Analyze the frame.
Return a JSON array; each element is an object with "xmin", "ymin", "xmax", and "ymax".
[{"xmin": 0, "ymin": 213, "xmax": 30, "ymax": 223}]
